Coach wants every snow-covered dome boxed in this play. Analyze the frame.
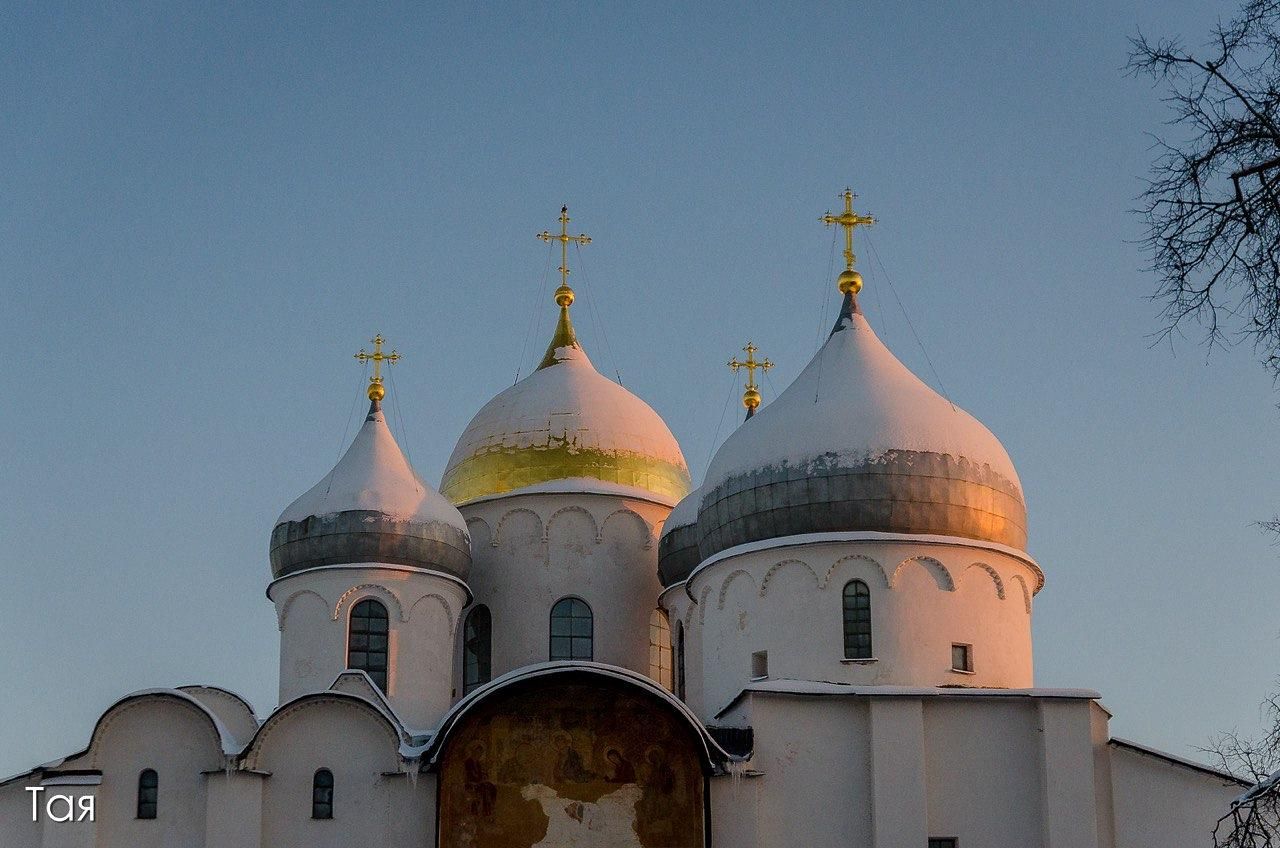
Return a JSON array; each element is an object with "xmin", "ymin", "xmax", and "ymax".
[
  {"xmin": 270, "ymin": 397, "xmax": 471, "ymax": 580},
  {"xmin": 658, "ymin": 486, "xmax": 702, "ymax": 587},
  {"xmin": 697, "ymin": 290, "xmax": 1026, "ymax": 561},
  {"xmin": 440, "ymin": 292, "xmax": 691, "ymax": 506}
]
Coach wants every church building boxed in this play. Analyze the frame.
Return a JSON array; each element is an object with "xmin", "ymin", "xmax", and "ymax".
[{"xmin": 0, "ymin": 195, "xmax": 1249, "ymax": 847}]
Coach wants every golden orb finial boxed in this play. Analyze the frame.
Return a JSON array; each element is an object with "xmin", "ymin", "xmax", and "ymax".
[
  {"xmin": 354, "ymin": 333, "xmax": 401, "ymax": 403},
  {"xmin": 729, "ymin": 341, "xmax": 773, "ymax": 419},
  {"xmin": 822, "ymin": 188, "xmax": 875, "ymax": 294}
]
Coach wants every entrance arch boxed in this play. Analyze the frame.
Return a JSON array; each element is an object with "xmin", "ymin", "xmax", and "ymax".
[{"xmin": 434, "ymin": 664, "xmax": 717, "ymax": 847}]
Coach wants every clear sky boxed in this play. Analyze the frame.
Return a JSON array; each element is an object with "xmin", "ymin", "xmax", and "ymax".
[{"xmin": 2, "ymin": 0, "xmax": 1276, "ymax": 777}]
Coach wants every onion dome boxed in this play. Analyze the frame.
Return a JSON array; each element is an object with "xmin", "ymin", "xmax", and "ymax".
[
  {"xmin": 697, "ymin": 193, "xmax": 1025, "ymax": 561},
  {"xmin": 658, "ymin": 486, "xmax": 702, "ymax": 587},
  {"xmin": 270, "ymin": 344, "xmax": 471, "ymax": 580},
  {"xmin": 440, "ymin": 207, "xmax": 692, "ymax": 506}
]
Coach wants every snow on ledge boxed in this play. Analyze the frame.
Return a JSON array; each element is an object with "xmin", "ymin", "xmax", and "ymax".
[
  {"xmin": 715, "ymin": 678, "xmax": 1101, "ymax": 719},
  {"xmin": 454, "ymin": 477, "xmax": 681, "ymax": 508}
]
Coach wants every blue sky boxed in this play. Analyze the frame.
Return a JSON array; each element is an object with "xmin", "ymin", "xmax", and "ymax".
[{"xmin": 3, "ymin": 0, "xmax": 1276, "ymax": 775}]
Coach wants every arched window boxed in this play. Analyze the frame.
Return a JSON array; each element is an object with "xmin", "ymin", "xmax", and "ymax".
[
  {"xmin": 649, "ymin": 608, "xmax": 673, "ymax": 691},
  {"xmin": 136, "ymin": 769, "xmax": 158, "ymax": 819},
  {"xmin": 463, "ymin": 605, "xmax": 492, "ymax": 695},
  {"xmin": 842, "ymin": 579, "xmax": 873, "ymax": 659},
  {"xmin": 549, "ymin": 597, "xmax": 592, "ymax": 661},
  {"xmin": 311, "ymin": 768, "xmax": 333, "ymax": 819},
  {"xmin": 676, "ymin": 620, "xmax": 687, "ymax": 701},
  {"xmin": 348, "ymin": 598, "xmax": 389, "ymax": 690}
]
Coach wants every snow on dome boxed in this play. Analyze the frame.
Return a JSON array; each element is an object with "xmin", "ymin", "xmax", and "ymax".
[
  {"xmin": 697, "ymin": 293, "xmax": 1026, "ymax": 560},
  {"xmin": 440, "ymin": 332, "xmax": 691, "ymax": 507},
  {"xmin": 270, "ymin": 401, "xmax": 471, "ymax": 579},
  {"xmin": 658, "ymin": 486, "xmax": 702, "ymax": 588}
]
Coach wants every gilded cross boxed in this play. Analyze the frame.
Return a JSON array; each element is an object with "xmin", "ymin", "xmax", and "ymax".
[
  {"xmin": 354, "ymin": 334, "xmax": 401, "ymax": 402},
  {"xmin": 729, "ymin": 341, "xmax": 773, "ymax": 417},
  {"xmin": 537, "ymin": 206, "xmax": 592, "ymax": 307},
  {"xmin": 821, "ymin": 188, "xmax": 875, "ymax": 294}
]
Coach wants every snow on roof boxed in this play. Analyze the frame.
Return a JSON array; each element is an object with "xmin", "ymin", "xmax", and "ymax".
[
  {"xmin": 424, "ymin": 661, "xmax": 738, "ymax": 769},
  {"xmin": 1109, "ymin": 737, "xmax": 1249, "ymax": 786},
  {"xmin": 704, "ymin": 308, "xmax": 1021, "ymax": 497},
  {"xmin": 661, "ymin": 486, "xmax": 702, "ymax": 536},
  {"xmin": 441, "ymin": 346, "xmax": 689, "ymax": 495},
  {"xmin": 715, "ymin": 678, "xmax": 1101, "ymax": 719},
  {"xmin": 277, "ymin": 403, "xmax": 465, "ymax": 533}
]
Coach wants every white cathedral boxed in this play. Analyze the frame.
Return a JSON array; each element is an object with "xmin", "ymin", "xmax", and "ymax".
[{"xmin": 0, "ymin": 197, "xmax": 1251, "ymax": 847}]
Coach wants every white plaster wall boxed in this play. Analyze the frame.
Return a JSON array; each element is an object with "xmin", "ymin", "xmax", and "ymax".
[
  {"xmin": 724, "ymin": 692, "xmax": 1117, "ymax": 848},
  {"xmin": 269, "ymin": 564, "xmax": 469, "ymax": 730},
  {"xmin": 0, "ymin": 778, "xmax": 43, "ymax": 847},
  {"xmin": 923, "ymin": 698, "xmax": 1045, "ymax": 845},
  {"xmin": 89, "ymin": 697, "xmax": 223, "ymax": 848},
  {"xmin": 457, "ymin": 491, "xmax": 670, "ymax": 684},
  {"xmin": 203, "ymin": 771, "xmax": 263, "ymax": 848},
  {"xmin": 249, "ymin": 697, "xmax": 432, "ymax": 847},
  {"xmin": 746, "ymin": 693, "xmax": 875, "ymax": 846},
  {"xmin": 688, "ymin": 539, "xmax": 1037, "ymax": 716},
  {"xmin": 1110, "ymin": 743, "xmax": 1241, "ymax": 848}
]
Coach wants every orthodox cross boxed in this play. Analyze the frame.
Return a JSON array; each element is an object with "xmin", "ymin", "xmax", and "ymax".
[
  {"xmin": 537, "ymin": 206, "xmax": 592, "ymax": 306},
  {"xmin": 354, "ymin": 334, "xmax": 401, "ymax": 402},
  {"xmin": 821, "ymin": 189, "xmax": 875, "ymax": 293},
  {"xmin": 729, "ymin": 341, "xmax": 773, "ymax": 418}
]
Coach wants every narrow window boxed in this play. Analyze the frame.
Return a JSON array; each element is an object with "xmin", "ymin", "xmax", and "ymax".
[
  {"xmin": 312, "ymin": 768, "xmax": 333, "ymax": 819},
  {"xmin": 928, "ymin": 839, "xmax": 958, "ymax": 848},
  {"xmin": 751, "ymin": 650, "xmax": 768, "ymax": 679},
  {"xmin": 463, "ymin": 605, "xmax": 492, "ymax": 695},
  {"xmin": 842, "ymin": 579, "xmax": 873, "ymax": 659},
  {"xmin": 348, "ymin": 599, "xmax": 389, "ymax": 690},
  {"xmin": 136, "ymin": 769, "xmax": 158, "ymax": 819},
  {"xmin": 549, "ymin": 597, "xmax": 593, "ymax": 661},
  {"xmin": 951, "ymin": 643, "xmax": 973, "ymax": 673},
  {"xmin": 676, "ymin": 621, "xmax": 687, "ymax": 701},
  {"xmin": 649, "ymin": 609, "xmax": 673, "ymax": 691}
]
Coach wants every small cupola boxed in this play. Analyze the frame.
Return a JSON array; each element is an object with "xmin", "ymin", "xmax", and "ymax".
[{"xmin": 270, "ymin": 335, "xmax": 471, "ymax": 580}]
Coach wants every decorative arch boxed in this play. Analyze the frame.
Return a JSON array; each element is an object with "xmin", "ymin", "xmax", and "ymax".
[
  {"xmin": 276, "ymin": 588, "xmax": 329, "ymax": 632},
  {"xmin": 89, "ymin": 692, "xmax": 225, "ymax": 769},
  {"xmin": 494, "ymin": 507, "xmax": 547, "ymax": 546},
  {"xmin": 697, "ymin": 585, "xmax": 714, "ymax": 624},
  {"xmin": 758, "ymin": 559, "xmax": 819, "ymax": 597},
  {"xmin": 407, "ymin": 592, "xmax": 457, "ymax": 635},
  {"xmin": 1009, "ymin": 573, "xmax": 1033, "ymax": 614},
  {"xmin": 333, "ymin": 584, "xmax": 405, "ymax": 622},
  {"xmin": 601, "ymin": 508, "xmax": 654, "ymax": 548},
  {"xmin": 241, "ymin": 693, "xmax": 402, "ymax": 772},
  {"xmin": 961, "ymin": 562, "xmax": 1006, "ymax": 599},
  {"xmin": 464, "ymin": 516, "xmax": 493, "ymax": 548},
  {"xmin": 546, "ymin": 505, "xmax": 600, "ymax": 543},
  {"xmin": 717, "ymin": 569, "xmax": 757, "ymax": 610},
  {"xmin": 821, "ymin": 553, "xmax": 891, "ymax": 589},
  {"xmin": 889, "ymin": 555, "xmax": 955, "ymax": 591}
]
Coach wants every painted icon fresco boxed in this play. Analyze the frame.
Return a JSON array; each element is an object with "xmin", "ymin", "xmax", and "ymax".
[{"xmin": 438, "ymin": 676, "xmax": 706, "ymax": 847}]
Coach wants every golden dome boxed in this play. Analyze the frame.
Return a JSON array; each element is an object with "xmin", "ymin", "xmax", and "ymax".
[{"xmin": 440, "ymin": 301, "xmax": 691, "ymax": 506}]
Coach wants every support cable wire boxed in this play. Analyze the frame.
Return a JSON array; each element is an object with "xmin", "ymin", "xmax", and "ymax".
[
  {"xmin": 701, "ymin": 369, "xmax": 741, "ymax": 479},
  {"xmin": 571, "ymin": 241, "xmax": 624, "ymax": 384},
  {"xmin": 387, "ymin": 364, "xmax": 414, "ymax": 471},
  {"xmin": 515, "ymin": 239, "xmax": 556, "ymax": 384},
  {"xmin": 814, "ymin": 224, "xmax": 839, "ymax": 352},
  {"xmin": 325, "ymin": 359, "xmax": 370, "ymax": 498},
  {"xmin": 863, "ymin": 231, "xmax": 956, "ymax": 411}
]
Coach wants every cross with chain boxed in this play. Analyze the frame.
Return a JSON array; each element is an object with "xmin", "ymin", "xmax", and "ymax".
[
  {"xmin": 537, "ymin": 206, "xmax": 592, "ymax": 307},
  {"xmin": 821, "ymin": 188, "xmax": 876, "ymax": 294},
  {"xmin": 354, "ymin": 334, "xmax": 401, "ymax": 402},
  {"xmin": 729, "ymin": 341, "xmax": 773, "ymax": 417}
]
